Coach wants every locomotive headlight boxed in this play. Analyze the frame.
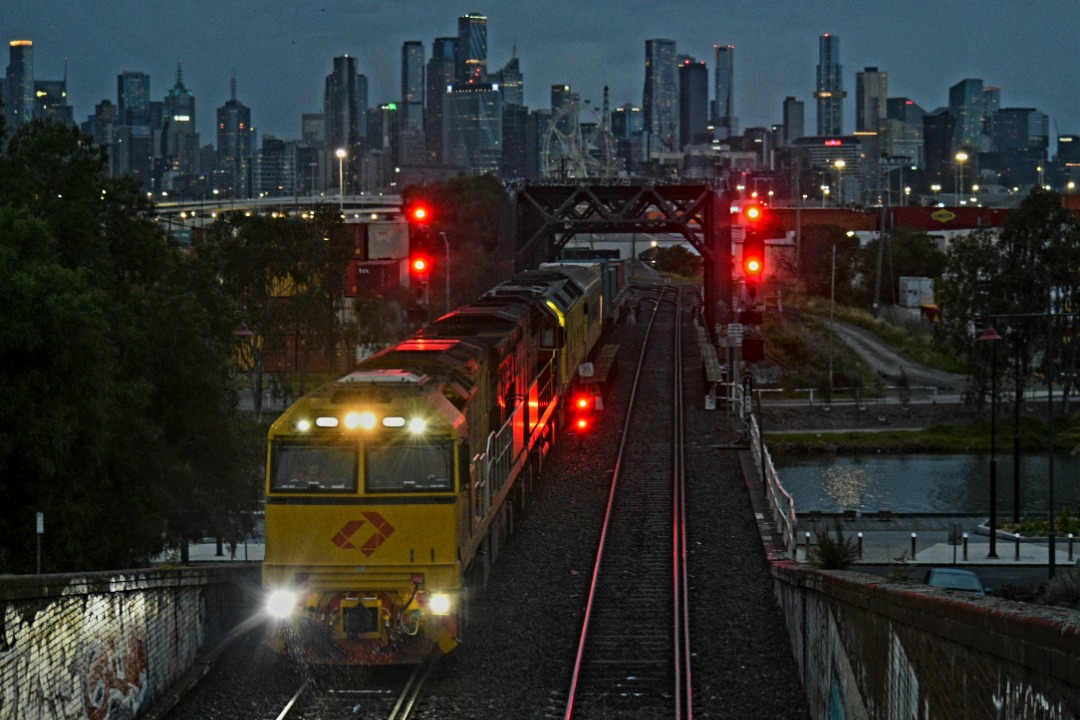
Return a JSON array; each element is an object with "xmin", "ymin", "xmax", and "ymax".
[
  {"xmin": 266, "ymin": 589, "xmax": 298, "ymax": 619},
  {"xmin": 344, "ymin": 411, "xmax": 377, "ymax": 430},
  {"xmin": 408, "ymin": 418, "xmax": 428, "ymax": 434},
  {"xmin": 428, "ymin": 593, "xmax": 452, "ymax": 615}
]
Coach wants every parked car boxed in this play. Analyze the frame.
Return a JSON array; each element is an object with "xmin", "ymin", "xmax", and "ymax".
[{"xmin": 923, "ymin": 568, "xmax": 988, "ymax": 596}]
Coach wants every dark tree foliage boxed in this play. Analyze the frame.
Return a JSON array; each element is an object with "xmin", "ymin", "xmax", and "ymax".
[
  {"xmin": 195, "ymin": 206, "xmax": 353, "ymax": 414},
  {"xmin": 0, "ymin": 121, "xmax": 251, "ymax": 572},
  {"xmin": 937, "ymin": 188, "xmax": 1080, "ymax": 405},
  {"xmin": 856, "ymin": 226, "xmax": 947, "ymax": 308},
  {"xmin": 797, "ymin": 224, "xmax": 861, "ymax": 304}
]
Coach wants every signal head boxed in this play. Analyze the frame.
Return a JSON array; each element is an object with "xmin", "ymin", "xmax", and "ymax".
[
  {"xmin": 743, "ymin": 204, "xmax": 764, "ymax": 224},
  {"xmin": 411, "ymin": 255, "xmax": 430, "ymax": 275},
  {"xmin": 409, "ymin": 205, "xmax": 430, "ymax": 224}
]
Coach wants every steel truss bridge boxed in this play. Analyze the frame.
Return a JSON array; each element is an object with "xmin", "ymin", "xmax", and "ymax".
[{"xmin": 499, "ymin": 183, "xmax": 735, "ymax": 330}]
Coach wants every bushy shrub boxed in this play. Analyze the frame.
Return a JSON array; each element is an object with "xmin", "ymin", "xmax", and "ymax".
[{"xmin": 811, "ymin": 522, "xmax": 860, "ymax": 570}]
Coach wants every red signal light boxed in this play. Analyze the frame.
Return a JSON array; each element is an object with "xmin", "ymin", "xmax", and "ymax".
[
  {"xmin": 409, "ymin": 205, "xmax": 430, "ymax": 223},
  {"xmin": 575, "ymin": 417, "xmax": 590, "ymax": 432},
  {"xmin": 743, "ymin": 204, "xmax": 764, "ymax": 224},
  {"xmin": 575, "ymin": 394, "xmax": 592, "ymax": 411},
  {"xmin": 411, "ymin": 256, "xmax": 430, "ymax": 275}
]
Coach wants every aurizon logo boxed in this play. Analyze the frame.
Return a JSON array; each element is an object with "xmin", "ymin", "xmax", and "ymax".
[{"xmin": 332, "ymin": 513, "xmax": 396, "ymax": 556}]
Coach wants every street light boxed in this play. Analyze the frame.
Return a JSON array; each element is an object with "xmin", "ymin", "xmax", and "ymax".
[
  {"xmin": 955, "ymin": 151, "xmax": 969, "ymax": 202},
  {"xmin": 834, "ymin": 159, "xmax": 846, "ymax": 206},
  {"xmin": 438, "ymin": 231, "xmax": 451, "ymax": 313},
  {"xmin": 978, "ymin": 325, "xmax": 1002, "ymax": 558},
  {"xmin": 335, "ymin": 148, "xmax": 347, "ymax": 215}
]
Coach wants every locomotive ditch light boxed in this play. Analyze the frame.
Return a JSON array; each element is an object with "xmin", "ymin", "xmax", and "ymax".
[
  {"xmin": 266, "ymin": 589, "xmax": 298, "ymax": 619},
  {"xmin": 408, "ymin": 417, "xmax": 428, "ymax": 434},
  {"xmin": 296, "ymin": 419, "xmax": 312, "ymax": 433},
  {"xmin": 344, "ymin": 411, "xmax": 378, "ymax": 430}
]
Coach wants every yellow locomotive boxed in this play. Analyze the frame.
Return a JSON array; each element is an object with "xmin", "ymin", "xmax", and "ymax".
[{"xmin": 262, "ymin": 264, "xmax": 609, "ymax": 664}]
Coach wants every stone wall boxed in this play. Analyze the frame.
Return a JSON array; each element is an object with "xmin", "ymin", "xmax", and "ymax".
[
  {"xmin": 773, "ymin": 562, "xmax": 1080, "ymax": 719},
  {"xmin": 0, "ymin": 566, "xmax": 259, "ymax": 720}
]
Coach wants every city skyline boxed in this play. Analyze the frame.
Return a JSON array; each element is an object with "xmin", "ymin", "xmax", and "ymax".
[{"xmin": 7, "ymin": 0, "xmax": 1080, "ymax": 151}]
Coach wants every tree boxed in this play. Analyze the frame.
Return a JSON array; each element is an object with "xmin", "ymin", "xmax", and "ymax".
[
  {"xmin": 857, "ymin": 226, "xmax": 947, "ymax": 308},
  {"xmin": 0, "ymin": 121, "xmax": 250, "ymax": 572},
  {"xmin": 797, "ymin": 224, "xmax": 861, "ymax": 304},
  {"xmin": 937, "ymin": 188, "xmax": 1080, "ymax": 406},
  {"xmin": 196, "ymin": 206, "xmax": 352, "ymax": 417}
]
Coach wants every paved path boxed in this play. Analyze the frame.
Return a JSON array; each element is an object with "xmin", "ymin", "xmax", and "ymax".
[{"xmin": 827, "ymin": 318, "xmax": 968, "ymax": 391}]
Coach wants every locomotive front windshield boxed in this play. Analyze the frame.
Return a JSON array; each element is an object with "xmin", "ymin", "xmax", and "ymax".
[
  {"xmin": 272, "ymin": 443, "xmax": 357, "ymax": 492},
  {"xmin": 366, "ymin": 441, "xmax": 453, "ymax": 493}
]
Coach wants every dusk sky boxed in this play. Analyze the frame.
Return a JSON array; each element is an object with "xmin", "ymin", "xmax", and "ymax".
[{"xmin": 7, "ymin": 1, "xmax": 1079, "ymax": 152}]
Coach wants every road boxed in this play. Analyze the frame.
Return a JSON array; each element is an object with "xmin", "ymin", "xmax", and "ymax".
[{"xmin": 828, "ymin": 318, "xmax": 968, "ymax": 392}]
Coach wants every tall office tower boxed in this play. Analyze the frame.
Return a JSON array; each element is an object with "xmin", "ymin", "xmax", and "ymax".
[
  {"xmin": 216, "ymin": 78, "xmax": 255, "ymax": 198},
  {"xmin": 426, "ymin": 37, "xmax": 456, "ymax": 162},
  {"xmin": 550, "ymin": 84, "xmax": 578, "ymax": 134},
  {"xmin": 678, "ymin": 59, "xmax": 709, "ymax": 148},
  {"xmin": 855, "ymin": 67, "xmax": 887, "ymax": 133},
  {"xmin": 86, "ymin": 99, "xmax": 118, "ymax": 146},
  {"xmin": 455, "ymin": 12, "xmax": 487, "ymax": 84},
  {"xmin": 34, "ymin": 79, "xmax": 73, "ymax": 124},
  {"xmin": 5, "ymin": 40, "xmax": 34, "ymax": 135},
  {"xmin": 814, "ymin": 34, "xmax": 845, "ymax": 136},
  {"xmin": 992, "ymin": 107, "xmax": 1049, "ymax": 186},
  {"xmin": 163, "ymin": 64, "xmax": 198, "ymax": 175},
  {"xmin": 117, "ymin": 71, "xmax": 151, "ymax": 127},
  {"xmin": 324, "ymin": 55, "xmax": 363, "ymax": 186},
  {"xmin": 401, "ymin": 41, "xmax": 425, "ymax": 131},
  {"xmin": 948, "ymin": 78, "xmax": 988, "ymax": 153},
  {"xmin": 443, "ymin": 82, "xmax": 502, "ymax": 175},
  {"xmin": 782, "ymin": 96, "xmax": 805, "ymax": 146},
  {"xmin": 887, "ymin": 97, "xmax": 926, "ymax": 126},
  {"xmin": 611, "ymin": 102, "xmax": 644, "ymax": 139},
  {"xmin": 713, "ymin": 44, "xmax": 734, "ymax": 138},
  {"xmin": 492, "ymin": 56, "xmax": 524, "ymax": 107},
  {"xmin": 643, "ymin": 39, "xmax": 678, "ymax": 152},
  {"xmin": 922, "ymin": 108, "xmax": 955, "ymax": 181},
  {"xmin": 400, "ymin": 41, "xmax": 426, "ymax": 165},
  {"xmin": 501, "ymin": 103, "xmax": 529, "ymax": 178}
]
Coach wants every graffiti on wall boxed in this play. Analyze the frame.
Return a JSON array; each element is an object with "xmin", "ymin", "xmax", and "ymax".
[{"xmin": 80, "ymin": 632, "xmax": 148, "ymax": 720}]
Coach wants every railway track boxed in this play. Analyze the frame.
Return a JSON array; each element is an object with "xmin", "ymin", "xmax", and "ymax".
[
  {"xmin": 270, "ymin": 660, "xmax": 435, "ymax": 720},
  {"xmin": 561, "ymin": 285, "xmax": 694, "ymax": 719}
]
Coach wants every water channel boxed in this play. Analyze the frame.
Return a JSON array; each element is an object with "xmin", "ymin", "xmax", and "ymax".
[{"xmin": 776, "ymin": 452, "xmax": 1080, "ymax": 516}]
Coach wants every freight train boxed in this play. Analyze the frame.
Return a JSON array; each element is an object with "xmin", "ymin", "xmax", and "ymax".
[{"xmin": 261, "ymin": 261, "xmax": 627, "ymax": 664}]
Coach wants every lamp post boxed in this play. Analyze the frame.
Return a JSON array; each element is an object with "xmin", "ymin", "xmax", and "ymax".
[
  {"xmin": 834, "ymin": 159, "xmax": 846, "ymax": 206},
  {"xmin": 955, "ymin": 151, "xmax": 968, "ymax": 203},
  {"xmin": 335, "ymin": 148, "xmax": 347, "ymax": 215},
  {"xmin": 979, "ymin": 326, "xmax": 1002, "ymax": 558},
  {"xmin": 438, "ymin": 231, "xmax": 451, "ymax": 313}
]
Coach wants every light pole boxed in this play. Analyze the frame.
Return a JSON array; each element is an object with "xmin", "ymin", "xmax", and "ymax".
[
  {"xmin": 955, "ymin": 151, "xmax": 968, "ymax": 203},
  {"xmin": 439, "ymin": 231, "xmax": 451, "ymax": 313},
  {"xmin": 335, "ymin": 148, "xmax": 347, "ymax": 215},
  {"xmin": 834, "ymin": 159, "xmax": 845, "ymax": 206},
  {"xmin": 979, "ymin": 326, "xmax": 1002, "ymax": 558}
]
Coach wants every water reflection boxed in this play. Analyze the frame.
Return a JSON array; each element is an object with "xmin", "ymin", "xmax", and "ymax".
[{"xmin": 777, "ymin": 453, "xmax": 1080, "ymax": 515}]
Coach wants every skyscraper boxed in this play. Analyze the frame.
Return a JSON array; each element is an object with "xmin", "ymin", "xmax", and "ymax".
[
  {"xmin": 34, "ymin": 79, "xmax": 73, "ymax": 125},
  {"xmin": 678, "ymin": 59, "xmax": 709, "ymax": 148},
  {"xmin": 324, "ymin": 55, "xmax": 363, "ymax": 186},
  {"xmin": 713, "ymin": 44, "xmax": 734, "ymax": 138},
  {"xmin": 814, "ymin": 34, "xmax": 845, "ymax": 136},
  {"xmin": 949, "ymin": 78, "xmax": 987, "ymax": 153},
  {"xmin": 492, "ymin": 56, "xmax": 524, "ymax": 108},
  {"xmin": 443, "ymin": 82, "xmax": 502, "ymax": 175},
  {"xmin": 455, "ymin": 12, "xmax": 487, "ymax": 84},
  {"xmin": 117, "ymin": 71, "xmax": 151, "ymax": 127},
  {"xmin": 400, "ymin": 41, "xmax": 426, "ymax": 165},
  {"xmin": 855, "ymin": 67, "xmax": 887, "ymax": 133},
  {"xmin": 5, "ymin": 40, "xmax": 34, "ymax": 135},
  {"xmin": 426, "ymin": 37, "xmax": 456, "ymax": 162},
  {"xmin": 163, "ymin": 64, "xmax": 198, "ymax": 175},
  {"xmin": 643, "ymin": 39, "xmax": 678, "ymax": 152},
  {"xmin": 782, "ymin": 96, "xmax": 805, "ymax": 146},
  {"xmin": 217, "ymin": 78, "xmax": 255, "ymax": 198}
]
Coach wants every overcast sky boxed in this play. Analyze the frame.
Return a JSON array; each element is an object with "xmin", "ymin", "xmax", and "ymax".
[{"xmin": 7, "ymin": 0, "xmax": 1079, "ymax": 150}]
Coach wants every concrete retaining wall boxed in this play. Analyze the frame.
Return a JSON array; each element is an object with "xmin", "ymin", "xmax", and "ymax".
[
  {"xmin": 0, "ymin": 566, "xmax": 260, "ymax": 720},
  {"xmin": 773, "ymin": 561, "xmax": 1080, "ymax": 719}
]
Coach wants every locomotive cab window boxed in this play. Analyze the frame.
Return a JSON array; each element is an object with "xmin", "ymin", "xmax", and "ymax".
[
  {"xmin": 366, "ymin": 441, "xmax": 453, "ymax": 493},
  {"xmin": 272, "ymin": 443, "xmax": 357, "ymax": 492}
]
